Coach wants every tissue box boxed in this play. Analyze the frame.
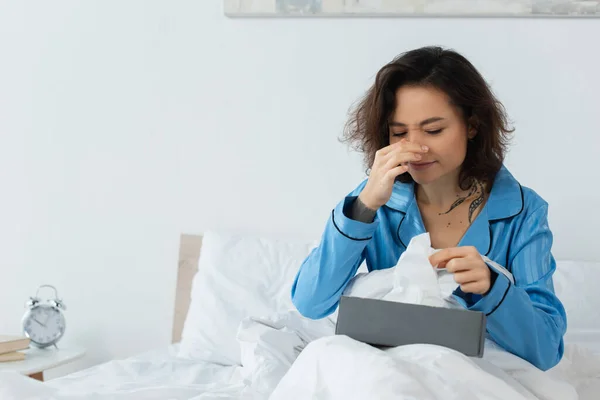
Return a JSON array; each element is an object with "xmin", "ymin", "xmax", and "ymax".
[{"xmin": 335, "ymin": 296, "xmax": 487, "ymax": 357}]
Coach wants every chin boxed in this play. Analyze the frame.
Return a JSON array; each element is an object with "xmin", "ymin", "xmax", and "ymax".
[
  {"xmin": 408, "ymin": 172, "xmax": 439, "ymax": 185},
  {"xmin": 407, "ymin": 165, "xmax": 441, "ymax": 185}
]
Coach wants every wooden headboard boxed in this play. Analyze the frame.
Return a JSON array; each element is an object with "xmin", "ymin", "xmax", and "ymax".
[{"xmin": 172, "ymin": 233, "xmax": 203, "ymax": 343}]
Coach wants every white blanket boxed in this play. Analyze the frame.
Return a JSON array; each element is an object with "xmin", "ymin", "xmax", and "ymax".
[
  {"xmin": 237, "ymin": 233, "xmax": 593, "ymax": 400},
  {"xmin": 0, "ymin": 234, "xmax": 598, "ymax": 399}
]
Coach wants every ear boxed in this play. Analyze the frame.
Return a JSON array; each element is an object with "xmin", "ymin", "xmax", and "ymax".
[
  {"xmin": 468, "ymin": 127, "xmax": 477, "ymax": 140},
  {"xmin": 467, "ymin": 116, "xmax": 478, "ymax": 140}
]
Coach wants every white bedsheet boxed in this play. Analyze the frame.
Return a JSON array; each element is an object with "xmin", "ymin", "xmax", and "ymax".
[
  {"xmin": 0, "ymin": 344, "xmax": 250, "ymax": 400},
  {"xmin": 0, "ymin": 338, "xmax": 598, "ymax": 400}
]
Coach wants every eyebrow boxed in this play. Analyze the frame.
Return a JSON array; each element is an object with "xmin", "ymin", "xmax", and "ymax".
[{"xmin": 389, "ymin": 117, "xmax": 446, "ymax": 127}]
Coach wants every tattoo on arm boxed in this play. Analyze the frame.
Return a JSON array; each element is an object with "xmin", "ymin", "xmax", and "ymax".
[{"xmin": 350, "ymin": 196, "xmax": 377, "ymax": 223}]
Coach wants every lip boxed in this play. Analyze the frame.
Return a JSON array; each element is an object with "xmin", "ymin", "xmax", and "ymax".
[{"xmin": 408, "ymin": 161, "xmax": 436, "ymax": 171}]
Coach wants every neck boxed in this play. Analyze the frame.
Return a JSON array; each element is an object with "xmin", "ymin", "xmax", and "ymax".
[{"xmin": 416, "ymin": 171, "xmax": 467, "ymax": 208}]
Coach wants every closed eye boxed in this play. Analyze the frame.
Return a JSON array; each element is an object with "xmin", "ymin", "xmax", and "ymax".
[
  {"xmin": 426, "ymin": 129, "xmax": 443, "ymax": 135},
  {"xmin": 391, "ymin": 132, "xmax": 406, "ymax": 137}
]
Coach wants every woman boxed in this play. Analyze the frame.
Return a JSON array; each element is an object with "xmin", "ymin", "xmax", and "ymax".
[{"xmin": 291, "ymin": 46, "xmax": 567, "ymax": 371}]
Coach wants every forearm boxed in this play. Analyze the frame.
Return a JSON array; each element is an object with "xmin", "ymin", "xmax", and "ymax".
[
  {"xmin": 465, "ymin": 273, "xmax": 566, "ymax": 370},
  {"xmin": 349, "ymin": 195, "xmax": 377, "ymax": 223},
  {"xmin": 291, "ymin": 197, "xmax": 378, "ymax": 319}
]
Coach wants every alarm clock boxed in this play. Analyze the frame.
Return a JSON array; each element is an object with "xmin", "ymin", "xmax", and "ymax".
[{"xmin": 22, "ymin": 285, "xmax": 67, "ymax": 349}]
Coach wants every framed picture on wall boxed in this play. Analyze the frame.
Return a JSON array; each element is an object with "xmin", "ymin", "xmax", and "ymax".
[{"xmin": 224, "ymin": 0, "xmax": 600, "ymax": 17}]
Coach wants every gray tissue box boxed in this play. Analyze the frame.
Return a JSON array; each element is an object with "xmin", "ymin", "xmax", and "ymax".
[{"xmin": 334, "ymin": 295, "xmax": 487, "ymax": 357}]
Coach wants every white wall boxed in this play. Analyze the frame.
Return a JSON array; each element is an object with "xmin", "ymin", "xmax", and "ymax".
[{"xmin": 0, "ymin": 0, "xmax": 598, "ymax": 379}]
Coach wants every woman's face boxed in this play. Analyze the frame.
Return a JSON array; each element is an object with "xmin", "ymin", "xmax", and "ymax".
[{"xmin": 388, "ymin": 85, "xmax": 474, "ymax": 186}]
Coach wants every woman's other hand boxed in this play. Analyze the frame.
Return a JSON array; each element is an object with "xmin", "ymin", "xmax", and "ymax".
[
  {"xmin": 429, "ymin": 246, "xmax": 492, "ymax": 295},
  {"xmin": 359, "ymin": 139, "xmax": 429, "ymax": 210}
]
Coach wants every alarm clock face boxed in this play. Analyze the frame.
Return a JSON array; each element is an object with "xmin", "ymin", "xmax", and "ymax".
[{"xmin": 23, "ymin": 305, "xmax": 65, "ymax": 347}]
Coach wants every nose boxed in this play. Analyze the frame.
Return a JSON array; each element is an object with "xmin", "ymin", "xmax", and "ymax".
[{"xmin": 404, "ymin": 129, "xmax": 427, "ymax": 145}]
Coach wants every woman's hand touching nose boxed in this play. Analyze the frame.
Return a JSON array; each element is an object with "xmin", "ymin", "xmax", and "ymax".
[{"xmin": 359, "ymin": 140, "xmax": 429, "ymax": 210}]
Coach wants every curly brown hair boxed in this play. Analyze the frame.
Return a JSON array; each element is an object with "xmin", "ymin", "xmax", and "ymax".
[{"xmin": 341, "ymin": 46, "xmax": 514, "ymax": 191}]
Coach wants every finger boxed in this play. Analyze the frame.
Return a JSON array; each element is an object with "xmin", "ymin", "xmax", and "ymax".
[
  {"xmin": 454, "ymin": 268, "xmax": 489, "ymax": 287},
  {"xmin": 384, "ymin": 152, "xmax": 424, "ymax": 171},
  {"xmin": 384, "ymin": 165, "xmax": 409, "ymax": 182},
  {"xmin": 379, "ymin": 140, "xmax": 428, "ymax": 157},
  {"xmin": 400, "ymin": 140, "xmax": 429, "ymax": 154},
  {"xmin": 374, "ymin": 143, "xmax": 402, "ymax": 164},
  {"xmin": 460, "ymin": 281, "xmax": 487, "ymax": 295},
  {"xmin": 446, "ymin": 258, "xmax": 473, "ymax": 273},
  {"xmin": 429, "ymin": 247, "xmax": 470, "ymax": 267},
  {"xmin": 453, "ymin": 270, "xmax": 479, "ymax": 285},
  {"xmin": 387, "ymin": 143, "xmax": 429, "ymax": 161}
]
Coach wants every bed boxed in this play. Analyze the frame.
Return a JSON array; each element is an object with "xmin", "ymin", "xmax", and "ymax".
[{"xmin": 1, "ymin": 231, "xmax": 599, "ymax": 400}]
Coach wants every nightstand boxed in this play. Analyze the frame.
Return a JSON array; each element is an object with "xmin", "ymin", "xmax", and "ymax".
[{"xmin": 0, "ymin": 346, "xmax": 86, "ymax": 381}]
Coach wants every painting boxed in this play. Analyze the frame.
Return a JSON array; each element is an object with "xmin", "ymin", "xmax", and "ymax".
[{"xmin": 224, "ymin": 0, "xmax": 600, "ymax": 17}]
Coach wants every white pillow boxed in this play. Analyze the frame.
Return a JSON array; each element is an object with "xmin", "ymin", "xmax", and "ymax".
[
  {"xmin": 178, "ymin": 230, "xmax": 317, "ymax": 365},
  {"xmin": 554, "ymin": 260, "xmax": 600, "ymax": 334}
]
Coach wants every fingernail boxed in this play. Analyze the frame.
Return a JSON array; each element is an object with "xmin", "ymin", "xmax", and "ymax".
[
  {"xmin": 415, "ymin": 154, "xmax": 422, "ymax": 160},
  {"xmin": 422, "ymin": 145, "xmax": 429, "ymax": 151}
]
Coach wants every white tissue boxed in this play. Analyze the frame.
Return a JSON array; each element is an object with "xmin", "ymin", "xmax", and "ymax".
[
  {"xmin": 383, "ymin": 233, "xmax": 449, "ymax": 307},
  {"xmin": 344, "ymin": 233, "xmax": 460, "ymax": 309}
]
